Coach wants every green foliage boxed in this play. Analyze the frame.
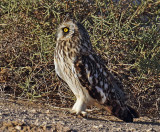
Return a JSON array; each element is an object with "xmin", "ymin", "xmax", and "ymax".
[{"xmin": 0, "ymin": 0, "xmax": 159, "ymax": 117}]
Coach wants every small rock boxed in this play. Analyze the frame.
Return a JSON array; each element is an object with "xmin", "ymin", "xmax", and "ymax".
[
  {"xmin": 35, "ymin": 119, "xmax": 39, "ymax": 126},
  {"xmin": 146, "ymin": 128, "xmax": 156, "ymax": 132},
  {"xmin": 46, "ymin": 109, "xmax": 50, "ymax": 113},
  {"xmin": 99, "ymin": 124, "xmax": 103, "ymax": 128},
  {"xmin": 93, "ymin": 125, "xmax": 99, "ymax": 129},
  {"xmin": 15, "ymin": 125, "xmax": 21, "ymax": 130},
  {"xmin": 30, "ymin": 109, "xmax": 36, "ymax": 113},
  {"xmin": 42, "ymin": 121, "xmax": 47, "ymax": 126}
]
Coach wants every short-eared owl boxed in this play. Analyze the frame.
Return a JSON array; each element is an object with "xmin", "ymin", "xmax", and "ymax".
[{"xmin": 54, "ymin": 19, "xmax": 139, "ymax": 122}]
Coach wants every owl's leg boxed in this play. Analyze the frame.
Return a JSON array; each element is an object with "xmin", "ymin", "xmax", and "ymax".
[{"xmin": 71, "ymin": 98, "xmax": 87, "ymax": 116}]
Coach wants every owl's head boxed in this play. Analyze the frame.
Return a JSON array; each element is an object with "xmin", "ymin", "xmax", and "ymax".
[
  {"xmin": 55, "ymin": 20, "xmax": 90, "ymax": 43},
  {"xmin": 55, "ymin": 20, "xmax": 76, "ymax": 41}
]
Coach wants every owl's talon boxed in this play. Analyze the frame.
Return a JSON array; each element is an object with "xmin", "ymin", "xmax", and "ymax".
[
  {"xmin": 69, "ymin": 109, "xmax": 88, "ymax": 118},
  {"xmin": 70, "ymin": 109, "xmax": 76, "ymax": 114},
  {"xmin": 81, "ymin": 111, "xmax": 88, "ymax": 118}
]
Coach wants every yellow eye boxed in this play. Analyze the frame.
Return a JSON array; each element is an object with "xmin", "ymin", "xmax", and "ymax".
[{"xmin": 63, "ymin": 28, "xmax": 69, "ymax": 33}]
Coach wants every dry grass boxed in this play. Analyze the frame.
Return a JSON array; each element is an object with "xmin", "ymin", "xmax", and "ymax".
[{"xmin": 0, "ymin": 0, "xmax": 159, "ymax": 117}]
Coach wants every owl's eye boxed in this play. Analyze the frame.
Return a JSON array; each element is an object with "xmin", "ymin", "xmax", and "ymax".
[{"xmin": 63, "ymin": 27, "xmax": 69, "ymax": 33}]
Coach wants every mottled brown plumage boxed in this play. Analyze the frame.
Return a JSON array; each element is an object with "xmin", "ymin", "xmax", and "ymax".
[{"xmin": 54, "ymin": 19, "xmax": 139, "ymax": 122}]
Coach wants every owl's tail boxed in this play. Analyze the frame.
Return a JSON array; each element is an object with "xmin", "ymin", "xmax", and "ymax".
[{"xmin": 104, "ymin": 103, "xmax": 139, "ymax": 122}]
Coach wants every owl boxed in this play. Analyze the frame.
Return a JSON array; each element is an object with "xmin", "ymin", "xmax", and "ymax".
[{"xmin": 54, "ymin": 19, "xmax": 139, "ymax": 122}]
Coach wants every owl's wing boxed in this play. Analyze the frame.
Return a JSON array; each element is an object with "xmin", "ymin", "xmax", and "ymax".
[
  {"xmin": 74, "ymin": 52, "xmax": 139, "ymax": 122},
  {"xmin": 74, "ymin": 52, "xmax": 125, "ymax": 104}
]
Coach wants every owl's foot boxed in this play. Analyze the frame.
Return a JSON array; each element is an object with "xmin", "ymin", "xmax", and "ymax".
[
  {"xmin": 71, "ymin": 99, "xmax": 87, "ymax": 117},
  {"xmin": 70, "ymin": 109, "xmax": 88, "ymax": 118},
  {"xmin": 81, "ymin": 111, "xmax": 87, "ymax": 117}
]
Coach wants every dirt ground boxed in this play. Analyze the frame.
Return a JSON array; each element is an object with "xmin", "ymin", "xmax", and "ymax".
[{"xmin": 0, "ymin": 94, "xmax": 160, "ymax": 132}]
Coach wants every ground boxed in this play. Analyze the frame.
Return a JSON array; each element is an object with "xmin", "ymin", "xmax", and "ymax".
[{"xmin": 0, "ymin": 95, "xmax": 159, "ymax": 132}]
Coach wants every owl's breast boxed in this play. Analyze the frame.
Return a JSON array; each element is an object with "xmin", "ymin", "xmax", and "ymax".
[
  {"xmin": 54, "ymin": 57, "xmax": 64, "ymax": 80},
  {"xmin": 54, "ymin": 48, "xmax": 76, "ymax": 81}
]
